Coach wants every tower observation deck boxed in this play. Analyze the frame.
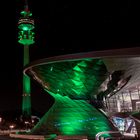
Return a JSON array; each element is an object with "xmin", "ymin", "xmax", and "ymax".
[{"xmin": 18, "ymin": 0, "xmax": 35, "ymax": 119}]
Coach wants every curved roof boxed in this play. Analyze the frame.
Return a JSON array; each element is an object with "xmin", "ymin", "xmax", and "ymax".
[{"xmin": 24, "ymin": 47, "xmax": 140, "ymax": 99}]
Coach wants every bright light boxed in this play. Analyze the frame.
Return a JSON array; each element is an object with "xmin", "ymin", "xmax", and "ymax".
[
  {"xmin": 23, "ymin": 26, "xmax": 28, "ymax": 31},
  {"xmin": 25, "ymin": 121, "xmax": 29, "ymax": 124},
  {"xmin": 117, "ymin": 100, "xmax": 121, "ymax": 112},
  {"xmin": 0, "ymin": 117, "xmax": 2, "ymax": 123},
  {"xmin": 9, "ymin": 125, "xmax": 14, "ymax": 129}
]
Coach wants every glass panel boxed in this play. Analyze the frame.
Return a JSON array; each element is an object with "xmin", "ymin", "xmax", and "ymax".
[{"xmin": 131, "ymin": 90, "xmax": 139, "ymax": 100}]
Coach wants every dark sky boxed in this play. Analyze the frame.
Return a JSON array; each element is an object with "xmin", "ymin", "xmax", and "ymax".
[{"xmin": 0, "ymin": 0, "xmax": 140, "ymax": 116}]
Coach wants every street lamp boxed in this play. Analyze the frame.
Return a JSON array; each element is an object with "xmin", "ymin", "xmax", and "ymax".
[
  {"xmin": 9, "ymin": 125, "xmax": 14, "ymax": 133},
  {"xmin": 24, "ymin": 121, "xmax": 30, "ymax": 130}
]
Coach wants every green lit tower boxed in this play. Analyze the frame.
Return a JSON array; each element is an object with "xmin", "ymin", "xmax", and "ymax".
[{"xmin": 18, "ymin": 0, "xmax": 35, "ymax": 118}]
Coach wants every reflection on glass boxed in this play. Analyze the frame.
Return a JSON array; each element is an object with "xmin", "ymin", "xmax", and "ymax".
[
  {"xmin": 131, "ymin": 90, "xmax": 139, "ymax": 100},
  {"xmin": 107, "ymin": 89, "xmax": 140, "ymax": 112}
]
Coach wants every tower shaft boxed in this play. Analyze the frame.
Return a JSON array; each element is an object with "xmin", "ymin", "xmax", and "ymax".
[{"xmin": 22, "ymin": 46, "xmax": 31, "ymax": 117}]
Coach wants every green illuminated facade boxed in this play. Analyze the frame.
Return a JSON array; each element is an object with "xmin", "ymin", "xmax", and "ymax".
[
  {"xmin": 18, "ymin": 1, "xmax": 35, "ymax": 118},
  {"xmin": 25, "ymin": 58, "xmax": 118, "ymax": 138}
]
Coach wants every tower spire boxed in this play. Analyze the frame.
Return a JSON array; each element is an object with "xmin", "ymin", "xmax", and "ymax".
[
  {"xmin": 24, "ymin": 0, "xmax": 29, "ymax": 12},
  {"xmin": 20, "ymin": 0, "xmax": 32, "ymax": 17}
]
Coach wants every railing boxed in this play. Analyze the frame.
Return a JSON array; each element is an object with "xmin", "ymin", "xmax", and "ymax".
[{"xmin": 95, "ymin": 131, "xmax": 122, "ymax": 140}]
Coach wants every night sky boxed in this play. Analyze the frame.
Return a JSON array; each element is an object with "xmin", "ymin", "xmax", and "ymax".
[{"xmin": 0, "ymin": 0, "xmax": 140, "ymax": 116}]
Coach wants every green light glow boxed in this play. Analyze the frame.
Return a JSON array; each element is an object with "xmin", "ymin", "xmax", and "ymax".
[
  {"xmin": 26, "ymin": 59, "xmax": 117, "ymax": 138},
  {"xmin": 21, "ymin": 11, "xmax": 32, "ymax": 17},
  {"xmin": 18, "ymin": 30, "xmax": 35, "ymax": 45},
  {"xmin": 18, "ymin": 12, "xmax": 35, "ymax": 45},
  {"xmin": 18, "ymin": 3, "xmax": 35, "ymax": 118},
  {"xmin": 22, "ymin": 75, "xmax": 31, "ymax": 116},
  {"xmin": 23, "ymin": 75, "xmax": 30, "ymax": 94},
  {"xmin": 32, "ymin": 59, "xmax": 107, "ymax": 99},
  {"xmin": 18, "ymin": 24, "xmax": 35, "ymax": 30},
  {"xmin": 30, "ymin": 93, "xmax": 113, "ymax": 137},
  {"xmin": 23, "ymin": 26, "xmax": 28, "ymax": 31},
  {"xmin": 22, "ymin": 46, "xmax": 31, "ymax": 117},
  {"xmin": 18, "ymin": 39, "xmax": 34, "ymax": 45}
]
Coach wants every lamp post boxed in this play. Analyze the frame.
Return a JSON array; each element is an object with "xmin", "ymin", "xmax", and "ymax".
[
  {"xmin": 25, "ymin": 121, "xmax": 30, "ymax": 130},
  {"xmin": 9, "ymin": 125, "xmax": 14, "ymax": 133}
]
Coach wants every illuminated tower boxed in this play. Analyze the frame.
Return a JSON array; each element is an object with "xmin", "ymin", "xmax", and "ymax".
[{"xmin": 18, "ymin": 0, "xmax": 35, "ymax": 118}]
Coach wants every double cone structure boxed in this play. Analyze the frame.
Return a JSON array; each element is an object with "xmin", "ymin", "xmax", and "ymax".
[{"xmin": 24, "ymin": 56, "xmax": 119, "ymax": 138}]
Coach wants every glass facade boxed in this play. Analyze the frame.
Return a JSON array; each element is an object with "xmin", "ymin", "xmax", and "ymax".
[
  {"xmin": 105, "ymin": 88, "xmax": 140, "ymax": 136},
  {"xmin": 106, "ymin": 88, "xmax": 140, "ymax": 113}
]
